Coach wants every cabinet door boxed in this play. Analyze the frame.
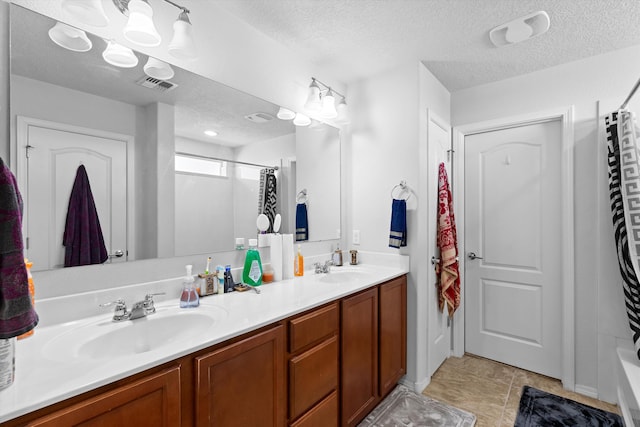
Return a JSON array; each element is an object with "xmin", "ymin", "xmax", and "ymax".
[
  {"xmin": 379, "ymin": 275, "xmax": 407, "ymax": 397},
  {"xmin": 341, "ymin": 287, "xmax": 378, "ymax": 427},
  {"xmin": 195, "ymin": 325, "xmax": 285, "ymax": 427},
  {"xmin": 28, "ymin": 366, "xmax": 181, "ymax": 426}
]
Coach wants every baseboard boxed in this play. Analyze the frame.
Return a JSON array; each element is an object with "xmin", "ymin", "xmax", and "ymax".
[
  {"xmin": 574, "ymin": 384, "xmax": 598, "ymax": 399},
  {"xmin": 399, "ymin": 375, "xmax": 431, "ymax": 394}
]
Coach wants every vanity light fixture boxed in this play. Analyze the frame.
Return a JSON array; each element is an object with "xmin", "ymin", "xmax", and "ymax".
[
  {"xmin": 304, "ymin": 77, "xmax": 349, "ymax": 124},
  {"xmin": 123, "ymin": 0, "xmax": 162, "ymax": 47},
  {"xmin": 61, "ymin": 0, "xmax": 110, "ymax": 28},
  {"xmin": 102, "ymin": 40, "xmax": 139, "ymax": 68},
  {"xmin": 113, "ymin": 0, "xmax": 198, "ymax": 60},
  {"xmin": 204, "ymin": 130, "xmax": 218, "ymax": 137},
  {"xmin": 48, "ymin": 22, "xmax": 93, "ymax": 52},
  {"xmin": 143, "ymin": 57, "xmax": 174, "ymax": 79}
]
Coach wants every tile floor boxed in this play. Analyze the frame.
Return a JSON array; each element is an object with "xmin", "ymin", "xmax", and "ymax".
[{"xmin": 421, "ymin": 353, "xmax": 621, "ymax": 427}]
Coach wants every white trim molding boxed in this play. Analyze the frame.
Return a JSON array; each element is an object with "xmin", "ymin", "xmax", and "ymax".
[{"xmin": 451, "ymin": 106, "xmax": 576, "ymax": 391}]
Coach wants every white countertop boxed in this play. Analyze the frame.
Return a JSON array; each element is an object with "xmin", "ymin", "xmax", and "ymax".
[{"xmin": 0, "ymin": 262, "xmax": 408, "ymax": 422}]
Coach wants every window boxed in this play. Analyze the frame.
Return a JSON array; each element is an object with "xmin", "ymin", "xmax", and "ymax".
[{"xmin": 175, "ymin": 154, "xmax": 227, "ymax": 177}]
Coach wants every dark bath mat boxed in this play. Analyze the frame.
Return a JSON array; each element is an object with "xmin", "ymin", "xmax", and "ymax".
[
  {"xmin": 515, "ymin": 385, "xmax": 623, "ymax": 427},
  {"xmin": 359, "ymin": 384, "xmax": 476, "ymax": 427}
]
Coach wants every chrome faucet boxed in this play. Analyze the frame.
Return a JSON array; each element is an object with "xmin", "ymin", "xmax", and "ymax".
[
  {"xmin": 100, "ymin": 293, "xmax": 165, "ymax": 322},
  {"xmin": 314, "ymin": 260, "xmax": 334, "ymax": 274}
]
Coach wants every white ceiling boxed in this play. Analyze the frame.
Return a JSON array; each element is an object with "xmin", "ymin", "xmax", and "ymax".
[{"xmin": 212, "ymin": 0, "xmax": 640, "ymax": 91}]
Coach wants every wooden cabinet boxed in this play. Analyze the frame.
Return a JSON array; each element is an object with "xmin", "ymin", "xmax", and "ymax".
[
  {"xmin": 287, "ymin": 302, "xmax": 339, "ymax": 426},
  {"xmin": 7, "ymin": 275, "xmax": 406, "ymax": 427},
  {"xmin": 341, "ymin": 287, "xmax": 379, "ymax": 427},
  {"xmin": 379, "ymin": 275, "xmax": 407, "ymax": 397},
  {"xmin": 195, "ymin": 325, "xmax": 285, "ymax": 427},
  {"xmin": 341, "ymin": 276, "xmax": 407, "ymax": 427},
  {"xmin": 25, "ymin": 366, "xmax": 181, "ymax": 427}
]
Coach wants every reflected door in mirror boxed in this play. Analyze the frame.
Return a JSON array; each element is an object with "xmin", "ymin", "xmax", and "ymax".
[{"xmin": 19, "ymin": 117, "xmax": 128, "ymax": 271}]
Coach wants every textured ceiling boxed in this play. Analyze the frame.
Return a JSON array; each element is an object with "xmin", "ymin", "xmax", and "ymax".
[{"xmin": 212, "ymin": 0, "xmax": 640, "ymax": 91}]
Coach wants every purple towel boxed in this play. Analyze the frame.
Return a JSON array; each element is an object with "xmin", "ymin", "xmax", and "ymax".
[
  {"xmin": 0, "ymin": 158, "xmax": 38, "ymax": 339},
  {"xmin": 63, "ymin": 165, "xmax": 108, "ymax": 267}
]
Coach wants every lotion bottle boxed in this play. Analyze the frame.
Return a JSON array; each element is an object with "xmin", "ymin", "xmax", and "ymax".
[{"xmin": 294, "ymin": 245, "xmax": 304, "ymax": 277}]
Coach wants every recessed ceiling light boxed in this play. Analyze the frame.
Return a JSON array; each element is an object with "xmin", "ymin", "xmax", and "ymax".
[{"xmin": 204, "ymin": 130, "xmax": 218, "ymax": 137}]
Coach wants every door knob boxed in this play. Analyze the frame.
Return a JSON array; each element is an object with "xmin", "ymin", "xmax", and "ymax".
[
  {"xmin": 109, "ymin": 250, "xmax": 124, "ymax": 258},
  {"xmin": 468, "ymin": 252, "xmax": 483, "ymax": 260}
]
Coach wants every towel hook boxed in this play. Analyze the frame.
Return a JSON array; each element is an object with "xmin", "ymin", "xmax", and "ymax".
[
  {"xmin": 297, "ymin": 188, "xmax": 308, "ymax": 204},
  {"xmin": 391, "ymin": 180, "xmax": 411, "ymax": 201}
]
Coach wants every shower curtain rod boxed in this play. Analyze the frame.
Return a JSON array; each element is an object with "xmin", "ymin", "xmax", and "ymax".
[
  {"xmin": 175, "ymin": 151, "xmax": 279, "ymax": 170},
  {"xmin": 620, "ymin": 76, "xmax": 640, "ymax": 110}
]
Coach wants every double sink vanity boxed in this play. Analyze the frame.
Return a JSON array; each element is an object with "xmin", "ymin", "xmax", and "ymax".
[{"xmin": 0, "ymin": 261, "xmax": 408, "ymax": 426}]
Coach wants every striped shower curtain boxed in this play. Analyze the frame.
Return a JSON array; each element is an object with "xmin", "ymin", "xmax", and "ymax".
[{"xmin": 606, "ymin": 110, "xmax": 640, "ymax": 359}]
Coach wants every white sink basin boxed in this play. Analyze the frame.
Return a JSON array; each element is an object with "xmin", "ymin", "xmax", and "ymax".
[
  {"xmin": 43, "ymin": 306, "xmax": 228, "ymax": 361},
  {"xmin": 318, "ymin": 268, "xmax": 369, "ymax": 283}
]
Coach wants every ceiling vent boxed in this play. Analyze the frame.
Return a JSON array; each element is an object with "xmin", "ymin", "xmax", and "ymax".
[
  {"xmin": 244, "ymin": 112, "xmax": 274, "ymax": 123},
  {"xmin": 135, "ymin": 76, "xmax": 178, "ymax": 92}
]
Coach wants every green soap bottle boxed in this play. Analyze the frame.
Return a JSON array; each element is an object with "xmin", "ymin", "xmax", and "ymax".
[{"xmin": 242, "ymin": 238, "xmax": 263, "ymax": 286}]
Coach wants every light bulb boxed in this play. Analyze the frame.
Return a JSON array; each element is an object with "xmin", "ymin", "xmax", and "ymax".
[
  {"xmin": 169, "ymin": 11, "xmax": 198, "ymax": 60},
  {"xmin": 293, "ymin": 113, "xmax": 311, "ymax": 126},
  {"xmin": 320, "ymin": 88, "xmax": 338, "ymax": 119},
  {"xmin": 304, "ymin": 79, "xmax": 322, "ymax": 112},
  {"xmin": 61, "ymin": 0, "xmax": 109, "ymax": 27},
  {"xmin": 102, "ymin": 41, "xmax": 139, "ymax": 68},
  {"xmin": 336, "ymin": 98, "xmax": 350, "ymax": 125},
  {"xmin": 144, "ymin": 57, "xmax": 175, "ymax": 80},
  {"xmin": 48, "ymin": 22, "xmax": 92, "ymax": 52},
  {"xmin": 123, "ymin": 0, "xmax": 162, "ymax": 47},
  {"xmin": 277, "ymin": 107, "xmax": 296, "ymax": 120}
]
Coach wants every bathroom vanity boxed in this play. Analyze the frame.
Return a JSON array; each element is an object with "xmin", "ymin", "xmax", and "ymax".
[{"xmin": 0, "ymin": 263, "xmax": 407, "ymax": 427}]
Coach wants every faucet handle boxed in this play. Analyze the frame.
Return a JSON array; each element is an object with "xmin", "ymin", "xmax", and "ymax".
[
  {"xmin": 143, "ymin": 292, "xmax": 165, "ymax": 314},
  {"xmin": 99, "ymin": 298, "xmax": 128, "ymax": 321}
]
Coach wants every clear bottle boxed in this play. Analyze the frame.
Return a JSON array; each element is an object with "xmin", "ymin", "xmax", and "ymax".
[
  {"xmin": 0, "ymin": 338, "xmax": 15, "ymax": 391},
  {"xmin": 216, "ymin": 265, "xmax": 225, "ymax": 294},
  {"xmin": 242, "ymin": 239, "xmax": 263, "ymax": 286},
  {"xmin": 224, "ymin": 265, "xmax": 236, "ymax": 292},
  {"xmin": 294, "ymin": 244, "xmax": 304, "ymax": 277},
  {"xmin": 180, "ymin": 265, "xmax": 200, "ymax": 308}
]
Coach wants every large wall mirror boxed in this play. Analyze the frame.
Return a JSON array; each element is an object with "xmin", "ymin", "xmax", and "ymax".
[{"xmin": 10, "ymin": 4, "xmax": 341, "ymax": 272}]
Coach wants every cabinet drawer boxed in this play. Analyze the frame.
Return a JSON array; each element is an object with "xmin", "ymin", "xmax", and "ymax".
[
  {"xmin": 289, "ymin": 302, "xmax": 338, "ymax": 353},
  {"xmin": 290, "ymin": 391, "xmax": 338, "ymax": 427},
  {"xmin": 289, "ymin": 335, "xmax": 338, "ymax": 420}
]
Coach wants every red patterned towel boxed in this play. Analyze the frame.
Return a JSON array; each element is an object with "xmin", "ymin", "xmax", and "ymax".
[{"xmin": 436, "ymin": 163, "xmax": 460, "ymax": 316}]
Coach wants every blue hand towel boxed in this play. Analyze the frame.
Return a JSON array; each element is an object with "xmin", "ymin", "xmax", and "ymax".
[
  {"xmin": 389, "ymin": 199, "xmax": 407, "ymax": 248},
  {"xmin": 296, "ymin": 203, "xmax": 308, "ymax": 241}
]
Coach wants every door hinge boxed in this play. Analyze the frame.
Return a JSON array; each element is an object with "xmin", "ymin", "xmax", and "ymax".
[{"xmin": 25, "ymin": 237, "xmax": 29, "ymax": 250}]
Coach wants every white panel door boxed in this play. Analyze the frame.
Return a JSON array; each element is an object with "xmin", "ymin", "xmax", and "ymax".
[
  {"xmin": 21, "ymin": 119, "xmax": 128, "ymax": 271},
  {"xmin": 464, "ymin": 119, "xmax": 562, "ymax": 378},
  {"xmin": 427, "ymin": 110, "xmax": 452, "ymax": 377}
]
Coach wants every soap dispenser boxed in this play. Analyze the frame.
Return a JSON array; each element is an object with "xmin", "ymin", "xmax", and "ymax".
[
  {"xmin": 333, "ymin": 244, "xmax": 343, "ymax": 266},
  {"xmin": 180, "ymin": 265, "xmax": 200, "ymax": 308}
]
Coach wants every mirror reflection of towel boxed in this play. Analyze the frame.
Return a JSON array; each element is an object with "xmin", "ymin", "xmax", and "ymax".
[
  {"xmin": 0, "ymin": 157, "xmax": 38, "ymax": 339},
  {"xmin": 259, "ymin": 169, "xmax": 277, "ymax": 233},
  {"xmin": 389, "ymin": 199, "xmax": 407, "ymax": 248},
  {"xmin": 63, "ymin": 165, "xmax": 108, "ymax": 267},
  {"xmin": 296, "ymin": 203, "xmax": 308, "ymax": 241}
]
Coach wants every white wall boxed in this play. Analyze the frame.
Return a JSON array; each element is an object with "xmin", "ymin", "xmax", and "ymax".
[
  {"xmin": 174, "ymin": 137, "xmax": 235, "ymax": 256},
  {"xmin": 451, "ymin": 44, "xmax": 640, "ymax": 401},
  {"xmin": 347, "ymin": 61, "xmax": 451, "ymax": 391},
  {"xmin": 0, "ymin": 1, "xmax": 8, "ymax": 164}
]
